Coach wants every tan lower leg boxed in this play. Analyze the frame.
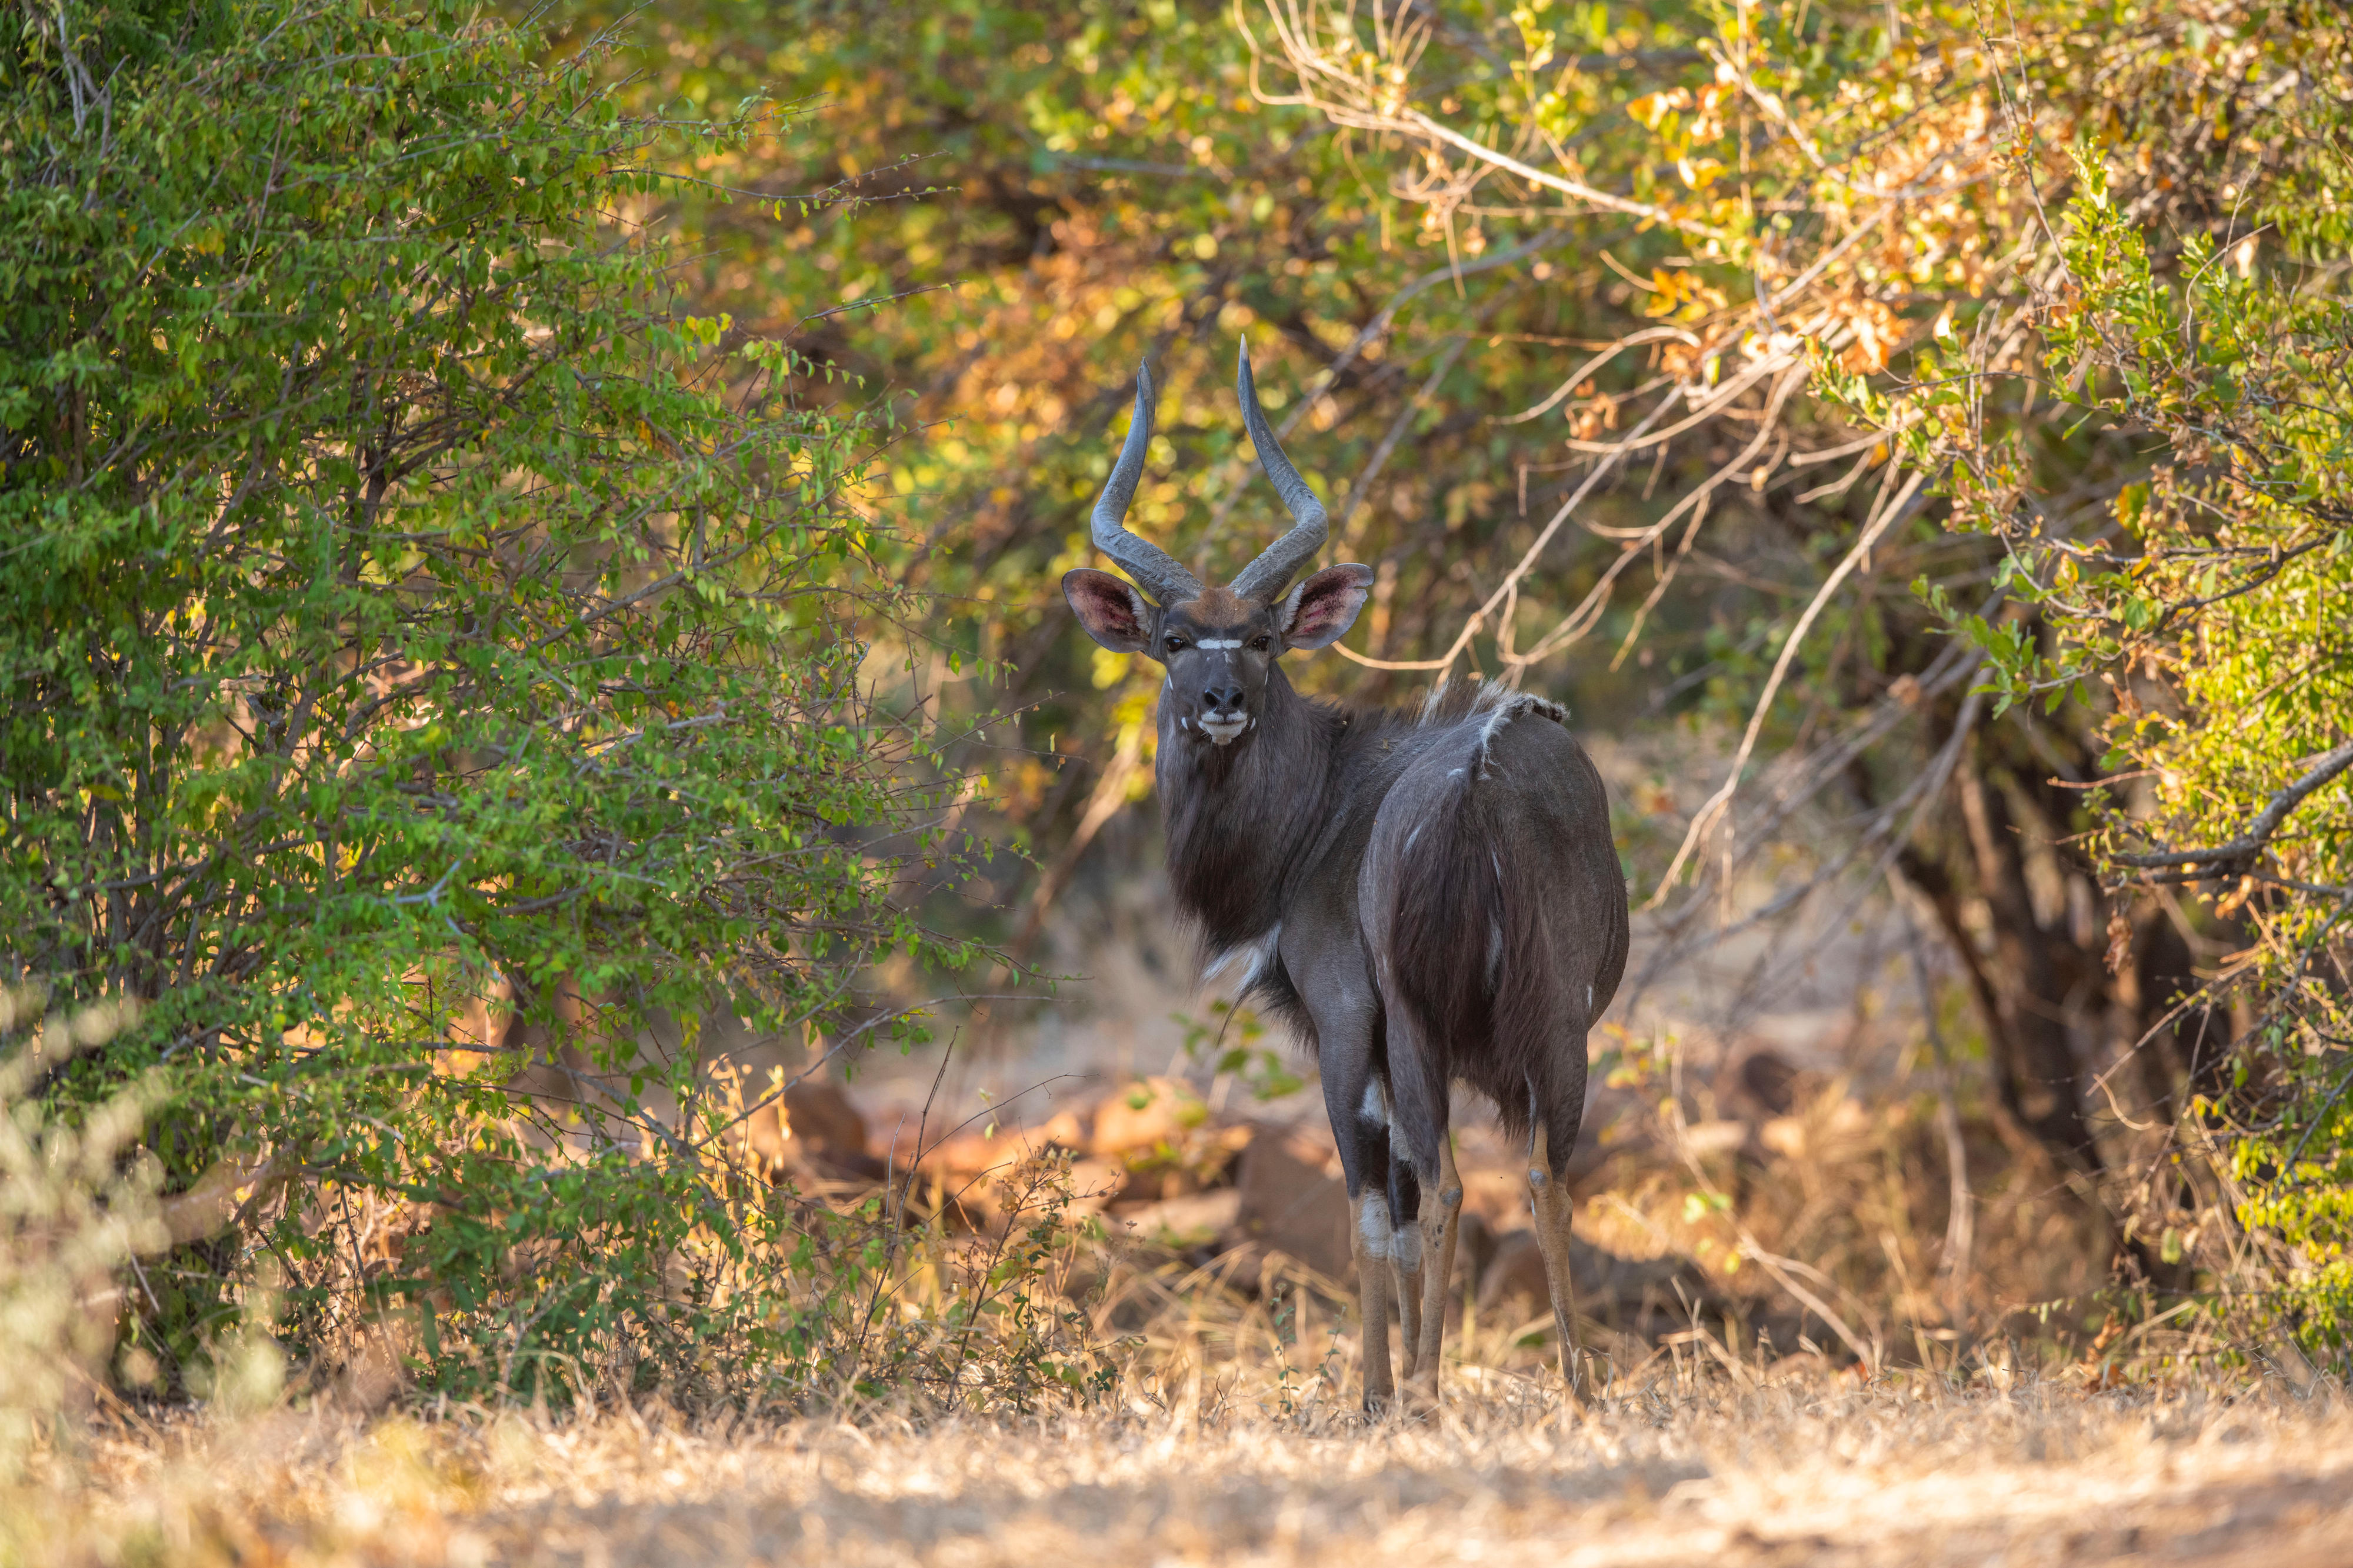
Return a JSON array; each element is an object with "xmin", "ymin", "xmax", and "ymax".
[
  {"xmin": 1395, "ymin": 1245, "xmax": 1424, "ymax": 1384},
  {"xmin": 1349, "ymin": 1190, "xmax": 1397, "ymax": 1410},
  {"xmin": 1412, "ymin": 1135, "xmax": 1462, "ymax": 1393},
  {"xmin": 1394, "ymin": 1176, "xmax": 1427, "ymax": 1382},
  {"xmin": 1527, "ymin": 1123, "xmax": 1585, "ymax": 1400}
]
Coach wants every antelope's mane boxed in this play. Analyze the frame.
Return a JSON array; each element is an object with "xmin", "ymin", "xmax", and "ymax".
[{"xmin": 1336, "ymin": 678, "xmax": 1564, "ymax": 747}]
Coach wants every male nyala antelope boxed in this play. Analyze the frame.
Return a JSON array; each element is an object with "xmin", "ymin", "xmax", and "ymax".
[{"xmin": 1062, "ymin": 346, "xmax": 1630, "ymax": 1407}]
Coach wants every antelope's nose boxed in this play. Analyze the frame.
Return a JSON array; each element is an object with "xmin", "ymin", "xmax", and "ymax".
[{"xmin": 1202, "ymin": 683, "xmax": 1245, "ymax": 715}]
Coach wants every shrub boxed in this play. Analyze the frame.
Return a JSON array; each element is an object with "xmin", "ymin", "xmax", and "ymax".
[
  {"xmin": 1922, "ymin": 135, "xmax": 2353, "ymax": 1359},
  {"xmin": 0, "ymin": 0, "xmax": 1000, "ymax": 1403}
]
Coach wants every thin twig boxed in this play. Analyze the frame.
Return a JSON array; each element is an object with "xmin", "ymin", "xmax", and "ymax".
[{"xmin": 1648, "ymin": 465, "xmax": 1931, "ymax": 905}]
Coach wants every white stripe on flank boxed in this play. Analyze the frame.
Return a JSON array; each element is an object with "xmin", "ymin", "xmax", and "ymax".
[
  {"xmin": 1240, "ymin": 923, "xmax": 1282, "ymax": 989},
  {"xmin": 1203, "ymin": 923, "xmax": 1281, "ymax": 988}
]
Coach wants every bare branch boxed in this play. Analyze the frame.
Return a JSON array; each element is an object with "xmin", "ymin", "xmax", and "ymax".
[
  {"xmin": 1397, "ymin": 111, "xmax": 1737, "ymax": 245},
  {"xmin": 1648, "ymin": 464, "xmax": 1932, "ymax": 905}
]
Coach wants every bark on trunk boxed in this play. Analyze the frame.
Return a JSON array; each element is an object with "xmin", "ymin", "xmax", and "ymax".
[{"xmin": 1897, "ymin": 742, "xmax": 2104, "ymax": 1177}]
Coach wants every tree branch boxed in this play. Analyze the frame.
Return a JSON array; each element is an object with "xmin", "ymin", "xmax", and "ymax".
[{"xmin": 2114, "ymin": 738, "xmax": 2353, "ymax": 875}]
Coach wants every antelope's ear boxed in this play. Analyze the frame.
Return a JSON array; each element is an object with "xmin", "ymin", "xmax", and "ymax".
[
  {"xmin": 1278, "ymin": 563, "xmax": 1375, "ymax": 650},
  {"xmin": 1062, "ymin": 568, "xmax": 1155, "ymax": 653}
]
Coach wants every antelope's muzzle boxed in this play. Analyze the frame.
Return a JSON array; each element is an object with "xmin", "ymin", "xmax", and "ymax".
[{"xmin": 1199, "ymin": 681, "xmax": 1248, "ymax": 745}]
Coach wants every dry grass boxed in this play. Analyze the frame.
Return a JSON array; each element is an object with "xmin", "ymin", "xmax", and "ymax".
[
  {"xmin": 16, "ymin": 1062, "xmax": 2331, "ymax": 1567},
  {"xmin": 11, "ymin": 989, "xmax": 2343, "ymax": 1566},
  {"xmin": 14, "ymin": 1366, "xmax": 2350, "ymax": 1567},
  {"xmin": 9, "ymin": 1116, "xmax": 2347, "ymax": 1567}
]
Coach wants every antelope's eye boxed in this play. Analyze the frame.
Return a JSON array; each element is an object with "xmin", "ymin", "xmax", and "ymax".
[
  {"xmin": 1249, "ymin": 635, "xmax": 1272, "ymax": 652},
  {"xmin": 1163, "ymin": 635, "xmax": 1187, "ymax": 653}
]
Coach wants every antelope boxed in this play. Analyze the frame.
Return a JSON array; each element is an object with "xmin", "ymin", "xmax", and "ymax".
[{"xmin": 1061, "ymin": 346, "xmax": 1630, "ymax": 1407}]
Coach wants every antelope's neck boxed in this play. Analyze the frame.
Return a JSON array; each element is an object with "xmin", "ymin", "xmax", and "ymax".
[{"xmin": 1156, "ymin": 669, "xmax": 1336, "ymax": 953}]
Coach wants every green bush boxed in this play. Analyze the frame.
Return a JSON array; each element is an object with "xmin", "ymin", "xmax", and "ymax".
[
  {"xmin": 1917, "ymin": 118, "xmax": 2353, "ymax": 1357},
  {"xmin": 0, "ymin": 0, "xmax": 1010, "ymax": 1404}
]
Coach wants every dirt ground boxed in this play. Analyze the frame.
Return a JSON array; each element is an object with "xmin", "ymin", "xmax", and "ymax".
[{"xmin": 25, "ymin": 1374, "xmax": 2352, "ymax": 1567}]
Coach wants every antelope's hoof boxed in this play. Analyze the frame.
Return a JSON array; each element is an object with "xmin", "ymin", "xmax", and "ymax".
[{"xmin": 1558, "ymin": 1355, "xmax": 1595, "ymax": 1409}]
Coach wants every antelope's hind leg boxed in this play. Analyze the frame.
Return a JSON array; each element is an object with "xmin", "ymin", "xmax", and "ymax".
[
  {"xmin": 1411, "ymin": 1130, "xmax": 1463, "ymax": 1397},
  {"xmin": 1527, "ymin": 1118, "xmax": 1587, "ymax": 1402},
  {"xmin": 1389, "ymin": 1156, "xmax": 1425, "ymax": 1383}
]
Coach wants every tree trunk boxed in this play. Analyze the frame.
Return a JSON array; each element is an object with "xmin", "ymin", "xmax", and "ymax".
[{"xmin": 1898, "ymin": 740, "xmax": 2105, "ymax": 1177}]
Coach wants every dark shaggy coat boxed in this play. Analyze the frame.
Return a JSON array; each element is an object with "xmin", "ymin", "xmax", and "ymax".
[{"xmin": 1156, "ymin": 670, "xmax": 1629, "ymax": 1201}]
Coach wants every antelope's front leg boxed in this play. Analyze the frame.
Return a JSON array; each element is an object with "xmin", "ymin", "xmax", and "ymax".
[
  {"xmin": 1411, "ymin": 1133, "xmax": 1463, "ymax": 1396},
  {"xmin": 1348, "ymin": 1189, "xmax": 1397, "ymax": 1412}
]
